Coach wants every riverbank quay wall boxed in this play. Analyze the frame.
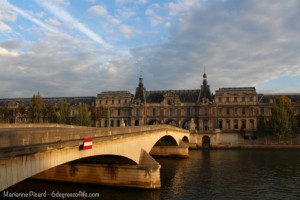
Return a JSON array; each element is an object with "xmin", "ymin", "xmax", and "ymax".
[{"xmin": 189, "ymin": 132, "xmax": 300, "ymax": 149}]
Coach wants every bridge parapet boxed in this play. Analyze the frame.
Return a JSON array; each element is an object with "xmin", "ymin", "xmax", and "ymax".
[{"xmin": 0, "ymin": 124, "xmax": 189, "ymax": 157}]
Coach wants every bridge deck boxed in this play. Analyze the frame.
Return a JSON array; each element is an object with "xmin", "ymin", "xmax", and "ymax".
[{"xmin": 0, "ymin": 123, "xmax": 189, "ymax": 158}]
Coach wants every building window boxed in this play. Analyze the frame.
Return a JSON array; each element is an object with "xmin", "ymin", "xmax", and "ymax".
[
  {"xmin": 169, "ymin": 109, "xmax": 173, "ymax": 117},
  {"xmin": 242, "ymin": 97, "xmax": 245, "ymax": 102},
  {"xmin": 186, "ymin": 108, "xmax": 190, "ymax": 116},
  {"xmin": 118, "ymin": 109, "xmax": 121, "ymax": 116},
  {"xmin": 204, "ymin": 107, "xmax": 208, "ymax": 116},
  {"xmin": 261, "ymin": 107, "xmax": 265, "ymax": 115},
  {"xmin": 242, "ymin": 107, "xmax": 246, "ymax": 115},
  {"xmin": 218, "ymin": 97, "xmax": 222, "ymax": 102},
  {"xmin": 250, "ymin": 108, "xmax": 254, "ymax": 115},
  {"xmin": 105, "ymin": 100, "xmax": 108, "ymax": 104},
  {"xmin": 111, "ymin": 120, "xmax": 114, "ymax": 127},
  {"xmin": 226, "ymin": 107, "xmax": 230, "ymax": 115},
  {"xmin": 234, "ymin": 108, "xmax": 238, "ymax": 115},
  {"xmin": 117, "ymin": 120, "xmax": 120, "ymax": 127},
  {"xmin": 118, "ymin": 99, "xmax": 121, "ymax": 104},
  {"xmin": 250, "ymin": 96, "xmax": 253, "ymax": 101},
  {"xmin": 226, "ymin": 120, "xmax": 230, "ymax": 129},
  {"xmin": 226, "ymin": 97, "xmax": 230, "ymax": 102},
  {"xmin": 250, "ymin": 119, "xmax": 254, "ymax": 129},
  {"xmin": 153, "ymin": 108, "xmax": 156, "ymax": 116},
  {"xmin": 136, "ymin": 109, "xmax": 140, "ymax": 116},
  {"xmin": 234, "ymin": 119, "xmax": 238, "ymax": 129},
  {"xmin": 242, "ymin": 119, "xmax": 246, "ymax": 129},
  {"xmin": 112, "ymin": 100, "xmax": 114, "ymax": 104},
  {"xmin": 125, "ymin": 99, "xmax": 127, "ymax": 104},
  {"xmin": 234, "ymin": 97, "xmax": 237, "ymax": 102},
  {"xmin": 219, "ymin": 120, "xmax": 223, "ymax": 129}
]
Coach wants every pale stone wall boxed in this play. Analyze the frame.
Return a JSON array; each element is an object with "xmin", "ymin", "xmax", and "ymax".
[{"xmin": 33, "ymin": 163, "xmax": 161, "ymax": 189}]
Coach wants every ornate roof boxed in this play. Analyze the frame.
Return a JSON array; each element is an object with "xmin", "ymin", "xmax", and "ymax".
[{"xmin": 146, "ymin": 90, "xmax": 200, "ymax": 103}]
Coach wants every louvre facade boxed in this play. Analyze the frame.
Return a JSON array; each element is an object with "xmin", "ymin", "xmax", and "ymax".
[
  {"xmin": 96, "ymin": 74, "xmax": 300, "ymax": 133},
  {"xmin": 1, "ymin": 73, "xmax": 300, "ymax": 134}
]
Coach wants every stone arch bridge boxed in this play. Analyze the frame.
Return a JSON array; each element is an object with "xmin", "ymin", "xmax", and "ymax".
[{"xmin": 0, "ymin": 124, "xmax": 189, "ymax": 191}]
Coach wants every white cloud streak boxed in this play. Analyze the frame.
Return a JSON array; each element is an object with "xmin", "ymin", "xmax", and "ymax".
[
  {"xmin": 2, "ymin": 0, "xmax": 59, "ymax": 33},
  {"xmin": 37, "ymin": 0, "xmax": 111, "ymax": 48}
]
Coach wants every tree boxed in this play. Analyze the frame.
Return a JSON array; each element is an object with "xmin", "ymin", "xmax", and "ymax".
[
  {"xmin": 57, "ymin": 100, "xmax": 71, "ymax": 124},
  {"xmin": 44, "ymin": 104, "xmax": 57, "ymax": 123},
  {"xmin": 75, "ymin": 103, "xmax": 91, "ymax": 126},
  {"xmin": 28, "ymin": 92, "xmax": 45, "ymax": 123},
  {"xmin": 91, "ymin": 106, "xmax": 106, "ymax": 127},
  {"xmin": 256, "ymin": 115, "xmax": 271, "ymax": 144},
  {"xmin": 270, "ymin": 96, "xmax": 296, "ymax": 142}
]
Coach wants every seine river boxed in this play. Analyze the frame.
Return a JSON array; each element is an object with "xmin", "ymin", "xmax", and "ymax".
[{"xmin": 3, "ymin": 150, "xmax": 300, "ymax": 200}]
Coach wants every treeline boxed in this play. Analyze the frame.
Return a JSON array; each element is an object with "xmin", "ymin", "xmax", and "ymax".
[
  {"xmin": 28, "ymin": 92, "xmax": 92, "ymax": 126},
  {"xmin": 257, "ymin": 96, "xmax": 300, "ymax": 141}
]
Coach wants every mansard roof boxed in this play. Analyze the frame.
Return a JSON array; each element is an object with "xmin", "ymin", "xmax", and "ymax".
[
  {"xmin": 215, "ymin": 87, "xmax": 256, "ymax": 95},
  {"xmin": 258, "ymin": 93, "xmax": 300, "ymax": 104},
  {"xmin": 146, "ymin": 90, "xmax": 200, "ymax": 103}
]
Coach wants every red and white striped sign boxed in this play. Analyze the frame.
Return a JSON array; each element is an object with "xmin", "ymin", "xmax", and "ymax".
[{"xmin": 83, "ymin": 138, "xmax": 93, "ymax": 150}]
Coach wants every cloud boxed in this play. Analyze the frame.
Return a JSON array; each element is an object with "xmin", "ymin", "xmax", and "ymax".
[
  {"xmin": 88, "ymin": 5, "xmax": 108, "ymax": 16},
  {"xmin": 0, "ymin": 21, "xmax": 10, "ymax": 31},
  {"xmin": 119, "ymin": 24, "xmax": 134, "ymax": 39},
  {"xmin": 45, "ymin": 18, "xmax": 61, "ymax": 26},
  {"xmin": 3, "ymin": 0, "xmax": 60, "ymax": 34},
  {"xmin": 0, "ymin": 47, "xmax": 19, "ymax": 57},
  {"xmin": 134, "ymin": 0, "xmax": 300, "ymax": 93},
  {"xmin": 37, "ymin": 1, "xmax": 111, "ymax": 48}
]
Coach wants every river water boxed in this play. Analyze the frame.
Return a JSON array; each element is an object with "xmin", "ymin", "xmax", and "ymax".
[{"xmin": 3, "ymin": 150, "xmax": 300, "ymax": 200}]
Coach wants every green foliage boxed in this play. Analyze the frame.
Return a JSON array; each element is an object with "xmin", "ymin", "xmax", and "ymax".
[
  {"xmin": 44, "ymin": 104, "xmax": 58, "ymax": 123},
  {"xmin": 74, "ymin": 103, "xmax": 91, "ymax": 126},
  {"xmin": 57, "ymin": 100, "xmax": 71, "ymax": 124},
  {"xmin": 270, "ymin": 96, "xmax": 297, "ymax": 141},
  {"xmin": 91, "ymin": 106, "xmax": 106, "ymax": 121},
  {"xmin": 28, "ymin": 92, "xmax": 45, "ymax": 123}
]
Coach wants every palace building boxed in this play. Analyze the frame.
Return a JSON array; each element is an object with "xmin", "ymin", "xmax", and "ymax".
[
  {"xmin": 1, "ymin": 73, "xmax": 300, "ymax": 134},
  {"xmin": 96, "ymin": 73, "xmax": 300, "ymax": 134}
]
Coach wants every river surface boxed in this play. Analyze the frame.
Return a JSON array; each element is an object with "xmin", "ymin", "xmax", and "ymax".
[{"xmin": 3, "ymin": 150, "xmax": 300, "ymax": 200}]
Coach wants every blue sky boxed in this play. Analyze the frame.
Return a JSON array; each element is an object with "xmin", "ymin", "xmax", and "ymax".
[{"xmin": 0, "ymin": 0, "xmax": 300, "ymax": 98}]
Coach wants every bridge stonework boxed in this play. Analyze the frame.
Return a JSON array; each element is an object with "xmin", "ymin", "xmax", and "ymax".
[{"xmin": 0, "ymin": 124, "xmax": 189, "ymax": 190}]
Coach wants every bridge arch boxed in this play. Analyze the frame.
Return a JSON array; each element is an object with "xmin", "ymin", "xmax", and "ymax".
[
  {"xmin": 76, "ymin": 154, "xmax": 137, "ymax": 165},
  {"xmin": 153, "ymin": 135, "xmax": 178, "ymax": 147},
  {"xmin": 0, "ymin": 124, "xmax": 189, "ymax": 191},
  {"xmin": 148, "ymin": 119, "xmax": 160, "ymax": 125},
  {"xmin": 182, "ymin": 136, "xmax": 189, "ymax": 143},
  {"xmin": 202, "ymin": 135, "xmax": 211, "ymax": 149},
  {"xmin": 165, "ymin": 119, "xmax": 177, "ymax": 127}
]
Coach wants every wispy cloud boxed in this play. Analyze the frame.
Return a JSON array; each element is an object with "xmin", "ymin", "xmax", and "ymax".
[
  {"xmin": 2, "ymin": 0, "xmax": 59, "ymax": 34},
  {"xmin": 37, "ymin": 0, "xmax": 111, "ymax": 48}
]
